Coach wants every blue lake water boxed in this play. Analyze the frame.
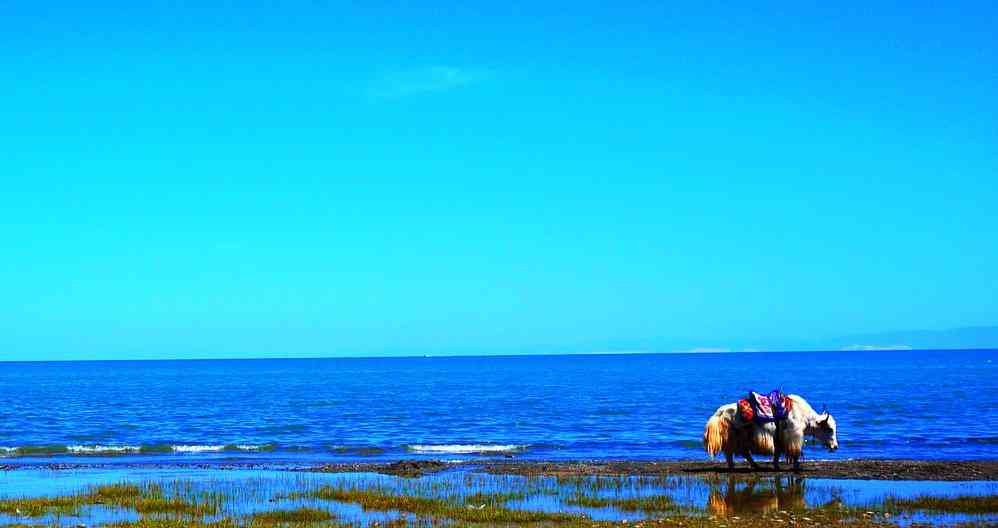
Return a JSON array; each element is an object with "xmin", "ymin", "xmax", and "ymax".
[{"xmin": 1, "ymin": 350, "xmax": 996, "ymax": 463}]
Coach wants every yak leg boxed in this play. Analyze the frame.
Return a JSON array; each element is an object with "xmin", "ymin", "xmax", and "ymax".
[
  {"xmin": 772, "ymin": 420, "xmax": 784, "ymax": 471},
  {"xmin": 792, "ymin": 455, "xmax": 801, "ymax": 472},
  {"xmin": 732, "ymin": 425, "xmax": 758, "ymax": 469},
  {"xmin": 725, "ymin": 451, "xmax": 734, "ymax": 469},
  {"xmin": 741, "ymin": 426, "xmax": 760, "ymax": 469}
]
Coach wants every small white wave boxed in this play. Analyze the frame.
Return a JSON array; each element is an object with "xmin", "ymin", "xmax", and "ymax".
[
  {"xmin": 170, "ymin": 444, "xmax": 272, "ymax": 453},
  {"xmin": 66, "ymin": 445, "xmax": 141, "ymax": 454},
  {"xmin": 171, "ymin": 445, "xmax": 227, "ymax": 453},
  {"xmin": 232, "ymin": 444, "xmax": 272, "ymax": 451},
  {"xmin": 0, "ymin": 447, "xmax": 17, "ymax": 457},
  {"xmin": 407, "ymin": 444, "xmax": 525, "ymax": 454}
]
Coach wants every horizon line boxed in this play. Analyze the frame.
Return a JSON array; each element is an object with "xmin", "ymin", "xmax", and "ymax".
[{"xmin": 2, "ymin": 347, "xmax": 996, "ymax": 364}]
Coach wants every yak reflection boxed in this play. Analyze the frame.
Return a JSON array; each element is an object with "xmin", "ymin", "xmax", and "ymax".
[{"xmin": 708, "ymin": 476, "xmax": 811, "ymax": 515}]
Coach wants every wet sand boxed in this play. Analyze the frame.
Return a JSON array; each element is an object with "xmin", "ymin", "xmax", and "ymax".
[
  {"xmin": 302, "ymin": 459, "xmax": 998, "ymax": 480},
  {"xmin": 478, "ymin": 459, "xmax": 998, "ymax": 481},
  {"xmin": 3, "ymin": 459, "xmax": 997, "ymax": 481}
]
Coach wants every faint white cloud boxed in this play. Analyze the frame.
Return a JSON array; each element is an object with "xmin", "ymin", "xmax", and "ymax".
[
  {"xmin": 678, "ymin": 347, "xmax": 731, "ymax": 353},
  {"xmin": 839, "ymin": 344, "xmax": 913, "ymax": 351},
  {"xmin": 368, "ymin": 66, "xmax": 487, "ymax": 99}
]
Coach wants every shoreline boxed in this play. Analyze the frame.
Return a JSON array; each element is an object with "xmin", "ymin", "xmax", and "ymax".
[
  {"xmin": 3, "ymin": 458, "xmax": 997, "ymax": 481},
  {"xmin": 477, "ymin": 459, "xmax": 998, "ymax": 481}
]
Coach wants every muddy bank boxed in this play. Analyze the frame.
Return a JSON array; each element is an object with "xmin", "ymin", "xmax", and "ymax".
[
  {"xmin": 0, "ymin": 461, "xmax": 289, "ymax": 472},
  {"xmin": 4, "ymin": 459, "xmax": 997, "ymax": 481},
  {"xmin": 0, "ymin": 460, "xmax": 453, "ymax": 478},
  {"xmin": 478, "ymin": 459, "xmax": 998, "ymax": 481},
  {"xmin": 297, "ymin": 459, "xmax": 998, "ymax": 481},
  {"xmin": 306, "ymin": 460, "xmax": 451, "ymax": 477}
]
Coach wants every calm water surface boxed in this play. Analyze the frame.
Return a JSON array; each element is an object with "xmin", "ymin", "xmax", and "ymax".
[{"xmin": 1, "ymin": 350, "xmax": 996, "ymax": 463}]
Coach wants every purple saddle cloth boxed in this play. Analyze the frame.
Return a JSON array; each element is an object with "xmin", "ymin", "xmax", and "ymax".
[{"xmin": 749, "ymin": 390, "xmax": 789, "ymax": 422}]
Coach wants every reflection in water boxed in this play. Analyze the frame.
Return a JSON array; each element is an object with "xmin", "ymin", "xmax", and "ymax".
[{"xmin": 708, "ymin": 476, "xmax": 835, "ymax": 515}]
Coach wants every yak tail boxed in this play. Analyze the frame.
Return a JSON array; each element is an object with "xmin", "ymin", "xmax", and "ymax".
[{"xmin": 703, "ymin": 411, "xmax": 729, "ymax": 458}]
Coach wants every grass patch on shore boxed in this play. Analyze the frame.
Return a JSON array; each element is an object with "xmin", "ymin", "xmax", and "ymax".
[
  {"xmin": 884, "ymin": 494, "xmax": 998, "ymax": 514},
  {"xmin": 462, "ymin": 490, "xmax": 528, "ymax": 505},
  {"xmin": 249, "ymin": 507, "xmax": 337, "ymax": 524},
  {"xmin": 101, "ymin": 515, "xmax": 338, "ymax": 528},
  {"xmin": 0, "ymin": 481, "xmax": 220, "ymax": 519},
  {"xmin": 565, "ymin": 493, "xmax": 679, "ymax": 513},
  {"xmin": 0, "ymin": 494, "xmax": 82, "ymax": 517},
  {"xmin": 102, "ymin": 521, "xmax": 236, "ymax": 528},
  {"xmin": 300, "ymin": 484, "xmax": 584, "ymax": 524},
  {"xmin": 92, "ymin": 482, "xmax": 220, "ymax": 517}
]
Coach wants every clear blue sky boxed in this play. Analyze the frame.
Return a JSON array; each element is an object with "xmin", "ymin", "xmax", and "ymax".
[{"xmin": 2, "ymin": 2, "xmax": 996, "ymax": 360}]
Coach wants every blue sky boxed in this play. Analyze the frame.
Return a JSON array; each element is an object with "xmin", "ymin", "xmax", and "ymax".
[{"xmin": 2, "ymin": 2, "xmax": 996, "ymax": 360}]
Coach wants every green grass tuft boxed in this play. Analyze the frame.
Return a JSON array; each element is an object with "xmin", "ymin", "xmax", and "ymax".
[
  {"xmin": 0, "ymin": 480, "xmax": 219, "ymax": 518},
  {"xmin": 565, "ymin": 493, "xmax": 679, "ymax": 513},
  {"xmin": 249, "ymin": 507, "xmax": 337, "ymax": 524},
  {"xmin": 304, "ymin": 484, "xmax": 583, "ymax": 523},
  {"xmin": 884, "ymin": 494, "xmax": 998, "ymax": 514},
  {"xmin": 91, "ymin": 483, "xmax": 148, "ymax": 500},
  {"xmin": 0, "ymin": 495, "xmax": 82, "ymax": 517},
  {"xmin": 463, "ymin": 490, "xmax": 527, "ymax": 505}
]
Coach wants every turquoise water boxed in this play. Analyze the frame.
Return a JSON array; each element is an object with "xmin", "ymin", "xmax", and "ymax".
[{"xmin": 1, "ymin": 350, "xmax": 996, "ymax": 463}]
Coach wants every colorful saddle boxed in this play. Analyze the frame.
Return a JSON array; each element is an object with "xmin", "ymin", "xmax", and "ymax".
[{"xmin": 738, "ymin": 390, "xmax": 793, "ymax": 424}]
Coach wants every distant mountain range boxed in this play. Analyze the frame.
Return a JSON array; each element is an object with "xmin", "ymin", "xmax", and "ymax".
[
  {"xmin": 820, "ymin": 326, "xmax": 998, "ymax": 351},
  {"xmin": 661, "ymin": 326, "xmax": 998, "ymax": 354}
]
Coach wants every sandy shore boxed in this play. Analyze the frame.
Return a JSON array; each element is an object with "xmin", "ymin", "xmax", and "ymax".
[
  {"xmin": 4, "ymin": 458, "xmax": 997, "ymax": 481},
  {"xmin": 478, "ymin": 459, "xmax": 998, "ymax": 481},
  {"xmin": 302, "ymin": 459, "xmax": 998, "ymax": 480}
]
